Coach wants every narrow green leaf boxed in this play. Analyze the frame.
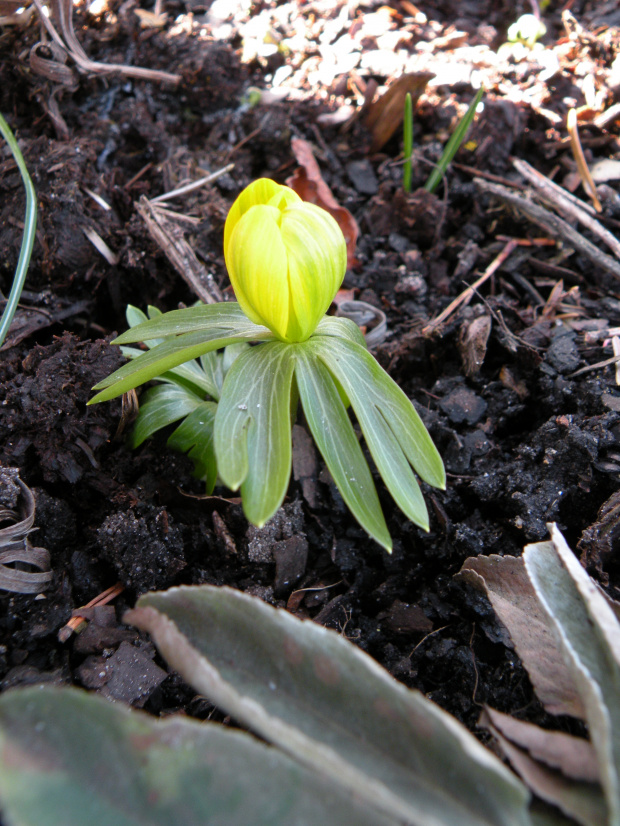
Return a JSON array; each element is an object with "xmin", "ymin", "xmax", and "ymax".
[
  {"xmin": 113, "ymin": 302, "xmax": 267, "ymax": 344},
  {"xmin": 403, "ymin": 91, "xmax": 413, "ymax": 194},
  {"xmin": 168, "ymin": 401, "xmax": 218, "ymax": 492},
  {"xmin": 424, "ymin": 87, "xmax": 484, "ymax": 194},
  {"xmin": 198, "ymin": 342, "xmax": 251, "ymax": 402},
  {"xmin": 122, "ymin": 346, "xmax": 219, "ymax": 399},
  {"xmin": 126, "ymin": 304, "xmax": 149, "ymax": 327},
  {"xmin": 295, "ymin": 348, "xmax": 392, "ymax": 551},
  {"xmin": 131, "ymin": 384, "xmax": 203, "ymax": 448},
  {"xmin": 214, "ymin": 342, "xmax": 296, "ymax": 527},
  {"xmin": 128, "ymin": 586, "xmax": 532, "ymax": 826},
  {"xmin": 308, "ymin": 337, "xmax": 445, "ymax": 520},
  {"xmin": 0, "ymin": 686, "xmax": 391, "ymax": 826},
  {"xmin": 0, "ymin": 114, "xmax": 37, "ymax": 349},
  {"xmin": 314, "ymin": 337, "xmax": 445, "ymax": 487},
  {"xmin": 89, "ymin": 325, "xmax": 275, "ymax": 405}
]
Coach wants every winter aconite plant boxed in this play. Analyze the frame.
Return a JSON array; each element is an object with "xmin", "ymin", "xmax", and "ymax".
[{"xmin": 90, "ymin": 179, "xmax": 445, "ymax": 550}]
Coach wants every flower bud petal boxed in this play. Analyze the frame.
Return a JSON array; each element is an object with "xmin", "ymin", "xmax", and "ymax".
[
  {"xmin": 227, "ymin": 204, "xmax": 290, "ymax": 337},
  {"xmin": 224, "ymin": 178, "xmax": 347, "ymax": 342},
  {"xmin": 280, "ymin": 203, "xmax": 347, "ymax": 341},
  {"xmin": 224, "ymin": 179, "xmax": 300, "ymax": 261}
]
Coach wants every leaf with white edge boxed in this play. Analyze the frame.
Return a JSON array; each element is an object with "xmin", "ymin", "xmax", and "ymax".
[
  {"xmin": 89, "ymin": 324, "xmax": 275, "ymax": 404},
  {"xmin": 168, "ymin": 402, "xmax": 218, "ymax": 492},
  {"xmin": 126, "ymin": 585, "xmax": 532, "ymax": 826},
  {"xmin": 214, "ymin": 342, "xmax": 296, "ymax": 527},
  {"xmin": 131, "ymin": 384, "xmax": 204, "ymax": 448},
  {"xmin": 524, "ymin": 524, "xmax": 620, "ymax": 826},
  {"xmin": 113, "ymin": 302, "xmax": 268, "ymax": 344},
  {"xmin": 314, "ymin": 315, "xmax": 368, "ymax": 347},
  {"xmin": 0, "ymin": 687, "xmax": 393, "ymax": 826},
  {"xmin": 457, "ymin": 554, "xmax": 585, "ymax": 719},
  {"xmin": 295, "ymin": 347, "xmax": 391, "ymax": 550}
]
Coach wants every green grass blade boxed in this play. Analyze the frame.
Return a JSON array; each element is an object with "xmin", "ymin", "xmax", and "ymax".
[
  {"xmin": 0, "ymin": 113, "xmax": 37, "ymax": 348},
  {"xmin": 214, "ymin": 342, "xmax": 296, "ymax": 527},
  {"xmin": 403, "ymin": 91, "xmax": 413, "ymax": 194},
  {"xmin": 424, "ymin": 87, "xmax": 484, "ymax": 194},
  {"xmin": 295, "ymin": 349, "xmax": 391, "ymax": 551},
  {"xmin": 131, "ymin": 384, "xmax": 204, "ymax": 447}
]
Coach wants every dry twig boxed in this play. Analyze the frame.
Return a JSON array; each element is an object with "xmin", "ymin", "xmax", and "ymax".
[
  {"xmin": 513, "ymin": 159, "xmax": 620, "ymax": 260},
  {"xmin": 136, "ymin": 197, "xmax": 224, "ymax": 304},
  {"xmin": 566, "ymin": 108, "xmax": 602, "ymax": 213},
  {"xmin": 423, "ymin": 239, "xmax": 518, "ymax": 335},
  {"xmin": 58, "ymin": 582, "xmax": 124, "ymax": 642},
  {"xmin": 474, "ymin": 179, "xmax": 620, "ymax": 280},
  {"xmin": 31, "ymin": 0, "xmax": 180, "ymax": 85}
]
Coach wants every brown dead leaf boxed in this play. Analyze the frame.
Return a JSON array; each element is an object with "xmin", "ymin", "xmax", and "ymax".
[
  {"xmin": 499, "ymin": 366, "xmax": 529, "ymax": 399},
  {"xmin": 457, "ymin": 554, "xmax": 585, "ymax": 719},
  {"xmin": 458, "ymin": 314, "xmax": 492, "ymax": 377},
  {"xmin": 483, "ymin": 707, "xmax": 599, "ymax": 783},
  {"xmin": 480, "ymin": 709, "xmax": 607, "ymax": 826},
  {"xmin": 286, "ymin": 138, "xmax": 359, "ymax": 268},
  {"xmin": 364, "ymin": 72, "xmax": 434, "ymax": 153}
]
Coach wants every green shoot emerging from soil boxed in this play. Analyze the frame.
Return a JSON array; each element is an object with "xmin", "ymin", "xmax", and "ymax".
[
  {"xmin": 403, "ymin": 91, "xmax": 413, "ymax": 194},
  {"xmin": 0, "ymin": 113, "xmax": 37, "ymax": 348},
  {"xmin": 90, "ymin": 179, "xmax": 445, "ymax": 551},
  {"xmin": 424, "ymin": 87, "xmax": 484, "ymax": 194}
]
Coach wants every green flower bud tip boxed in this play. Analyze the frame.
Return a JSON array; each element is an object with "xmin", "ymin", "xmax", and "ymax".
[{"xmin": 224, "ymin": 178, "xmax": 347, "ymax": 343}]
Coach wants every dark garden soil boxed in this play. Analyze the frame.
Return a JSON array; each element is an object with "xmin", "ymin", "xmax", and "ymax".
[{"xmin": 1, "ymin": 0, "xmax": 620, "ymax": 755}]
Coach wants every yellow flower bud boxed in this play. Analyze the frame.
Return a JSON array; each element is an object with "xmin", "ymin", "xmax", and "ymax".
[{"xmin": 224, "ymin": 178, "xmax": 347, "ymax": 343}]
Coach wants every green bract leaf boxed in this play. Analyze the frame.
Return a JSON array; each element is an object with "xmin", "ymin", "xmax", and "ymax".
[
  {"xmin": 313, "ymin": 336, "xmax": 445, "ymax": 487},
  {"xmin": 314, "ymin": 315, "xmax": 368, "ymax": 347},
  {"xmin": 127, "ymin": 585, "xmax": 532, "ymax": 826},
  {"xmin": 295, "ymin": 347, "xmax": 391, "ymax": 551},
  {"xmin": 168, "ymin": 401, "xmax": 218, "ymax": 493},
  {"xmin": 307, "ymin": 337, "xmax": 445, "ymax": 528},
  {"xmin": 0, "ymin": 686, "xmax": 391, "ymax": 826},
  {"xmin": 89, "ymin": 323, "xmax": 275, "ymax": 404},
  {"xmin": 131, "ymin": 384, "xmax": 204, "ymax": 448},
  {"xmin": 214, "ymin": 342, "xmax": 296, "ymax": 526},
  {"xmin": 113, "ymin": 302, "xmax": 269, "ymax": 344}
]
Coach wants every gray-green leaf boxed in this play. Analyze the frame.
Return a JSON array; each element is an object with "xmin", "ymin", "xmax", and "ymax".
[
  {"xmin": 0, "ymin": 686, "xmax": 393, "ymax": 826},
  {"xmin": 214, "ymin": 342, "xmax": 296, "ymax": 527},
  {"xmin": 127, "ymin": 585, "xmax": 532, "ymax": 826}
]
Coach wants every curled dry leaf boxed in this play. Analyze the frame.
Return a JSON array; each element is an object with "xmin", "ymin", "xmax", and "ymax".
[
  {"xmin": 480, "ymin": 709, "xmax": 607, "ymax": 826},
  {"xmin": 461, "ymin": 524, "xmax": 620, "ymax": 826},
  {"xmin": 458, "ymin": 314, "xmax": 492, "ymax": 377},
  {"xmin": 457, "ymin": 553, "xmax": 585, "ymax": 718},
  {"xmin": 335, "ymin": 299, "xmax": 387, "ymax": 348},
  {"xmin": 482, "ymin": 707, "xmax": 599, "ymax": 784},
  {"xmin": 364, "ymin": 72, "xmax": 434, "ymax": 153},
  {"xmin": 0, "ymin": 472, "xmax": 52, "ymax": 594},
  {"xmin": 286, "ymin": 138, "xmax": 359, "ymax": 268}
]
